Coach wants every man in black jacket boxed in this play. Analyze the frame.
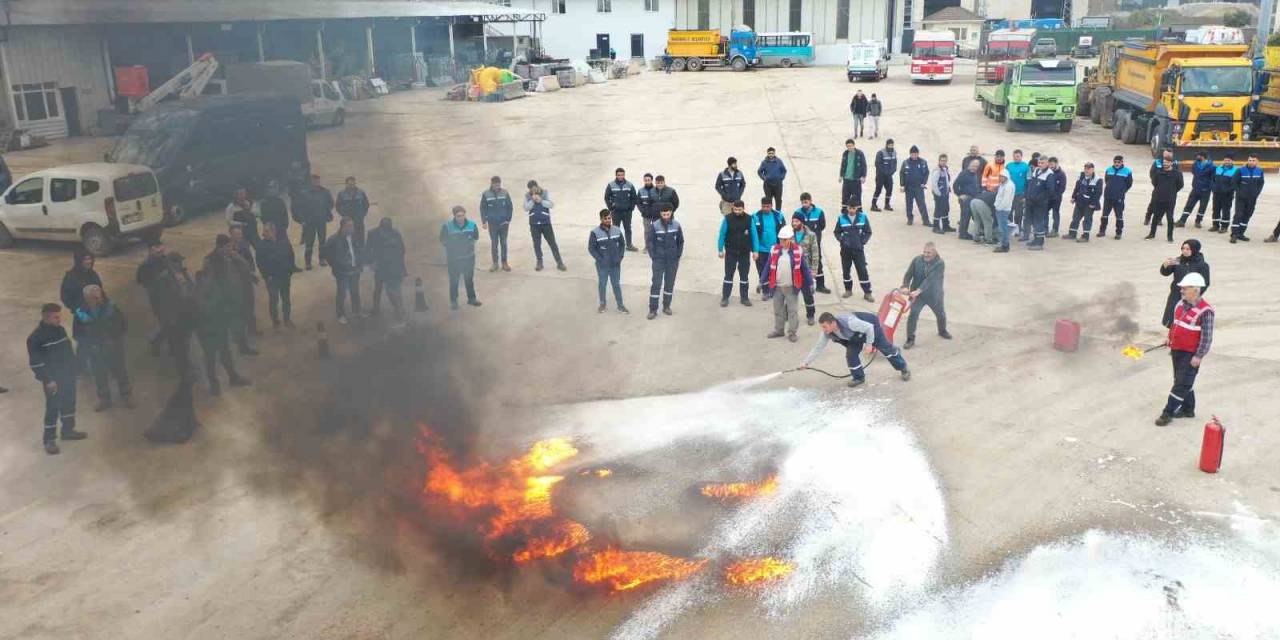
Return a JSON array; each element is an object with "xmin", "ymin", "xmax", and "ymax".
[
  {"xmin": 366, "ymin": 217, "xmax": 408, "ymax": 320},
  {"xmin": 652, "ymin": 175, "xmax": 680, "ymax": 220},
  {"xmin": 839, "ymin": 139, "xmax": 867, "ymax": 208},
  {"xmin": 335, "ymin": 176, "xmax": 371, "ymax": 246},
  {"xmin": 480, "ymin": 176, "xmax": 513, "ymax": 272},
  {"xmin": 871, "ymin": 139, "xmax": 897, "ymax": 211},
  {"xmin": 256, "ymin": 222, "xmax": 297, "ymax": 328},
  {"xmin": 953, "ymin": 158, "xmax": 982, "ymax": 240},
  {"xmin": 1145, "ymin": 151, "xmax": 1185, "ymax": 243},
  {"xmin": 28, "ymin": 303, "xmax": 87, "ymax": 454},
  {"xmin": 715, "ymin": 157, "xmax": 747, "ymax": 216},
  {"xmin": 1024, "ymin": 156, "xmax": 1057, "ymax": 249},
  {"xmin": 636, "ymin": 173, "xmax": 658, "ymax": 223},
  {"xmin": 1230, "ymin": 154, "xmax": 1264, "ymax": 243},
  {"xmin": 324, "ymin": 217, "xmax": 363, "ymax": 323},
  {"xmin": 717, "ymin": 201, "xmax": 755, "ymax": 307},
  {"xmin": 1047, "ymin": 157, "xmax": 1068, "ymax": 238},
  {"xmin": 645, "ymin": 204, "xmax": 684, "ymax": 318},
  {"xmin": 1210, "ymin": 155, "xmax": 1238, "ymax": 234},
  {"xmin": 604, "ymin": 167, "xmax": 639, "ymax": 251},
  {"xmin": 1099, "ymin": 155, "xmax": 1133, "ymax": 239},
  {"xmin": 292, "ymin": 174, "xmax": 334, "ymax": 270},
  {"xmin": 1064, "ymin": 162, "xmax": 1103, "ymax": 241},
  {"xmin": 60, "ymin": 248, "xmax": 104, "ymax": 375},
  {"xmin": 899, "ymin": 145, "xmax": 930, "ymax": 226},
  {"xmin": 259, "ymin": 180, "xmax": 290, "ymax": 242},
  {"xmin": 850, "ymin": 90, "xmax": 869, "ymax": 138},
  {"xmin": 73, "ymin": 285, "xmax": 131, "ymax": 411}
]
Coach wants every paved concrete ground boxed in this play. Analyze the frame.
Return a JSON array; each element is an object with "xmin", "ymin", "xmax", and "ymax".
[{"xmin": 2, "ymin": 65, "xmax": 1280, "ymax": 639}]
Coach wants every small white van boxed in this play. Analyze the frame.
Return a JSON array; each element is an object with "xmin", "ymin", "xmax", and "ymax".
[
  {"xmin": 0, "ymin": 163, "xmax": 164, "ymax": 256},
  {"xmin": 847, "ymin": 41, "xmax": 889, "ymax": 82}
]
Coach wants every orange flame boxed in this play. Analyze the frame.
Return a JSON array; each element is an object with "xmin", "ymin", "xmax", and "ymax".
[
  {"xmin": 573, "ymin": 548, "xmax": 709, "ymax": 592},
  {"xmin": 725, "ymin": 557, "xmax": 794, "ymax": 586},
  {"xmin": 418, "ymin": 429, "xmax": 590, "ymax": 563},
  {"xmin": 578, "ymin": 468, "xmax": 614, "ymax": 478},
  {"xmin": 700, "ymin": 475, "xmax": 778, "ymax": 500},
  {"xmin": 1121, "ymin": 345, "xmax": 1144, "ymax": 360}
]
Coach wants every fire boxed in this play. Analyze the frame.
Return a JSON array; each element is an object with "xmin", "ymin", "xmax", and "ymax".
[
  {"xmin": 578, "ymin": 468, "xmax": 613, "ymax": 478},
  {"xmin": 700, "ymin": 474, "xmax": 778, "ymax": 500},
  {"xmin": 417, "ymin": 429, "xmax": 590, "ymax": 563},
  {"xmin": 1121, "ymin": 345, "xmax": 1144, "ymax": 360},
  {"xmin": 725, "ymin": 557, "xmax": 794, "ymax": 586},
  {"xmin": 573, "ymin": 548, "xmax": 709, "ymax": 592}
]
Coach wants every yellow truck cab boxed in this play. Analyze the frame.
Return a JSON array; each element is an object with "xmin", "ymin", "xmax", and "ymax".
[{"xmin": 1092, "ymin": 42, "xmax": 1279, "ymax": 167}]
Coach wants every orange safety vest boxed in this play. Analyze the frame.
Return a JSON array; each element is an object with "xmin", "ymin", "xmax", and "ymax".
[{"xmin": 981, "ymin": 162, "xmax": 1005, "ymax": 192}]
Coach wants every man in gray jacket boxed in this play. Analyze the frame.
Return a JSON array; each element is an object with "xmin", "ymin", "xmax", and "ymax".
[
  {"xmin": 800, "ymin": 310, "xmax": 910, "ymax": 388},
  {"xmin": 900, "ymin": 242, "xmax": 951, "ymax": 349}
]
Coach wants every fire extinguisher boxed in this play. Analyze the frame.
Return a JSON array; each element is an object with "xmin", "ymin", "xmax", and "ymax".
[{"xmin": 1198, "ymin": 416, "xmax": 1225, "ymax": 474}]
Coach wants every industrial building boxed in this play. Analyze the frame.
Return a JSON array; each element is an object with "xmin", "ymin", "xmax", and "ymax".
[{"xmin": 0, "ymin": 0, "xmax": 545, "ymax": 140}]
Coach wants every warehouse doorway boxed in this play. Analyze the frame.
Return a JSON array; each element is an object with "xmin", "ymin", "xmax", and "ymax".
[
  {"xmin": 630, "ymin": 34, "xmax": 644, "ymax": 59},
  {"xmin": 596, "ymin": 33, "xmax": 610, "ymax": 58},
  {"xmin": 59, "ymin": 88, "xmax": 81, "ymax": 137}
]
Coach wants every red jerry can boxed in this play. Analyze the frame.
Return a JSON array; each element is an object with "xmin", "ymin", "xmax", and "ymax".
[
  {"xmin": 1053, "ymin": 319, "xmax": 1081, "ymax": 352},
  {"xmin": 1199, "ymin": 416, "xmax": 1226, "ymax": 474},
  {"xmin": 878, "ymin": 289, "xmax": 913, "ymax": 344}
]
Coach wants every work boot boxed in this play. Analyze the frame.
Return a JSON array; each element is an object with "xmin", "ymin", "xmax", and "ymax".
[
  {"xmin": 94, "ymin": 399, "xmax": 112, "ymax": 412},
  {"xmin": 807, "ymin": 317, "xmax": 815, "ymax": 326},
  {"xmin": 44, "ymin": 440, "xmax": 60, "ymax": 455},
  {"xmin": 901, "ymin": 369, "xmax": 911, "ymax": 381},
  {"xmin": 1229, "ymin": 235, "xmax": 1238, "ymax": 244},
  {"xmin": 598, "ymin": 304, "xmax": 606, "ymax": 314},
  {"xmin": 450, "ymin": 301, "xmax": 460, "ymax": 311},
  {"xmin": 489, "ymin": 262, "xmax": 499, "ymax": 272},
  {"xmin": 740, "ymin": 297, "xmax": 752, "ymax": 307},
  {"xmin": 863, "ymin": 292, "xmax": 875, "ymax": 303},
  {"xmin": 870, "ymin": 202, "xmax": 882, "ymax": 212},
  {"xmin": 319, "ymin": 259, "xmax": 328, "ymax": 268},
  {"xmin": 847, "ymin": 378, "xmax": 865, "ymax": 388},
  {"xmin": 939, "ymin": 330, "xmax": 953, "ymax": 340},
  {"xmin": 502, "ymin": 262, "xmax": 512, "ymax": 272},
  {"xmin": 766, "ymin": 330, "xmax": 785, "ymax": 339},
  {"xmin": 61, "ymin": 428, "xmax": 88, "ymax": 441},
  {"xmin": 1114, "ymin": 233, "xmax": 1122, "ymax": 240},
  {"xmin": 932, "ymin": 226, "xmax": 945, "ymax": 235},
  {"xmin": 1194, "ymin": 220, "xmax": 1203, "ymax": 228},
  {"xmin": 1265, "ymin": 235, "xmax": 1278, "ymax": 243},
  {"xmin": 1062, "ymin": 231, "xmax": 1077, "ymax": 241},
  {"xmin": 1173, "ymin": 408, "xmax": 1196, "ymax": 419},
  {"xmin": 1237, "ymin": 234, "xmax": 1251, "ymax": 242},
  {"xmin": 842, "ymin": 290, "xmax": 853, "ymax": 299},
  {"xmin": 1174, "ymin": 220, "xmax": 1186, "ymax": 228},
  {"xmin": 626, "ymin": 244, "xmax": 639, "ymax": 252},
  {"xmin": 885, "ymin": 205, "xmax": 894, "ymax": 212},
  {"xmin": 904, "ymin": 337, "xmax": 915, "ymax": 349},
  {"xmin": 617, "ymin": 305, "xmax": 629, "ymax": 314},
  {"xmin": 662, "ymin": 307, "xmax": 672, "ymax": 316},
  {"xmin": 535, "ymin": 260, "xmax": 544, "ymax": 272},
  {"xmin": 720, "ymin": 298, "xmax": 729, "ymax": 308},
  {"xmin": 1144, "ymin": 232, "xmax": 1156, "ymax": 240},
  {"xmin": 1078, "ymin": 234, "xmax": 1090, "ymax": 243},
  {"xmin": 647, "ymin": 311, "xmax": 657, "ymax": 320},
  {"xmin": 787, "ymin": 333, "xmax": 798, "ymax": 343},
  {"xmin": 816, "ymin": 286, "xmax": 832, "ymax": 294},
  {"xmin": 556, "ymin": 262, "xmax": 567, "ymax": 271},
  {"xmin": 1046, "ymin": 230, "xmax": 1059, "ymax": 238},
  {"xmin": 1155, "ymin": 413, "xmax": 1173, "ymax": 427},
  {"xmin": 993, "ymin": 245, "xmax": 1009, "ymax": 253},
  {"xmin": 906, "ymin": 218, "xmax": 914, "ymax": 226},
  {"xmin": 467, "ymin": 299, "xmax": 483, "ymax": 307},
  {"xmin": 1028, "ymin": 243, "xmax": 1044, "ymax": 251}
]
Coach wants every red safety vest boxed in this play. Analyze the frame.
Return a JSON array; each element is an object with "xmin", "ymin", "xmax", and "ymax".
[
  {"xmin": 767, "ymin": 244, "xmax": 805, "ymax": 290},
  {"xmin": 1168, "ymin": 298, "xmax": 1212, "ymax": 353}
]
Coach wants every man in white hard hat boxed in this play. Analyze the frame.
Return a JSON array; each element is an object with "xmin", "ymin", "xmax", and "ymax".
[
  {"xmin": 1156, "ymin": 272, "xmax": 1213, "ymax": 426},
  {"xmin": 762, "ymin": 224, "xmax": 813, "ymax": 343}
]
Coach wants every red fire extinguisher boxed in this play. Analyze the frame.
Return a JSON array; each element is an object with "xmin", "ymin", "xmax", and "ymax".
[{"xmin": 1198, "ymin": 416, "xmax": 1225, "ymax": 474}]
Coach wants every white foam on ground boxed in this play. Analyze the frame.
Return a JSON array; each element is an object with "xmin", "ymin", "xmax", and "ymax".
[
  {"xmin": 872, "ymin": 524, "xmax": 1280, "ymax": 640},
  {"xmin": 538, "ymin": 381, "xmax": 948, "ymax": 640}
]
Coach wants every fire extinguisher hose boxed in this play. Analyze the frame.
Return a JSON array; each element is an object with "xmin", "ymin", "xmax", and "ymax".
[{"xmin": 786, "ymin": 353, "xmax": 879, "ymax": 379}]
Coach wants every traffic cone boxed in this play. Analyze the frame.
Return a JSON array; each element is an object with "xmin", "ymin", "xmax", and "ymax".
[
  {"xmin": 414, "ymin": 277, "xmax": 428, "ymax": 312},
  {"xmin": 317, "ymin": 321, "xmax": 331, "ymax": 359}
]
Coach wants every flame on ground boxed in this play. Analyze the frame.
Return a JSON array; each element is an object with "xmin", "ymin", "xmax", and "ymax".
[
  {"xmin": 578, "ymin": 468, "xmax": 613, "ymax": 478},
  {"xmin": 1121, "ymin": 345, "xmax": 1144, "ymax": 360},
  {"xmin": 700, "ymin": 474, "xmax": 778, "ymax": 500},
  {"xmin": 417, "ymin": 428, "xmax": 589, "ymax": 563},
  {"xmin": 574, "ymin": 548, "xmax": 709, "ymax": 592},
  {"xmin": 725, "ymin": 557, "xmax": 795, "ymax": 586}
]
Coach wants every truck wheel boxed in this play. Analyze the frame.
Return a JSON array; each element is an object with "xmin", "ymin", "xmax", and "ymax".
[
  {"xmin": 0, "ymin": 222, "xmax": 13, "ymax": 249},
  {"xmin": 1077, "ymin": 91, "xmax": 1090, "ymax": 117},
  {"xmin": 780, "ymin": 59, "xmax": 792, "ymax": 68},
  {"xmin": 995, "ymin": 106, "xmax": 1006, "ymax": 123},
  {"xmin": 1090, "ymin": 95, "xmax": 1103, "ymax": 124},
  {"xmin": 164, "ymin": 203, "xmax": 186, "ymax": 227},
  {"xmin": 1004, "ymin": 114, "xmax": 1017, "ymax": 131},
  {"xmin": 1059, "ymin": 119, "xmax": 1073, "ymax": 133},
  {"xmin": 1112, "ymin": 111, "xmax": 1126, "ymax": 140},
  {"xmin": 1150, "ymin": 125, "xmax": 1166, "ymax": 158},
  {"xmin": 687, "ymin": 58, "xmax": 704, "ymax": 72},
  {"xmin": 670, "ymin": 58, "xmax": 687, "ymax": 72},
  {"xmin": 731, "ymin": 57, "xmax": 747, "ymax": 72},
  {"xmin": 1122, "ymin": 117, "xmax": 1140, "ymax": 144},
  {"xmin": 81, "ymin": 225, "xmax": 115, "ymax": 257}
]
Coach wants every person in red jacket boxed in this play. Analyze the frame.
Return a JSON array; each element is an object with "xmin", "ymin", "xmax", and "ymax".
[{"xmin": 1156, "ymin": 272, "xmax": 1213, "ymax": 426}]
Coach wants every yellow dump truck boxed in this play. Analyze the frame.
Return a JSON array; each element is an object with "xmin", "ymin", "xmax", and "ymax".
[
  {"xmin": 1090, "ymin": 42, "xmax": 1280, "ymax": 167},
  {"xmin": 1075, "ymin": 41, "xmax": 1122, "ymax": 126},
  {"xmin": 1249, "ymin": 45, "xmax": 1280, "ymax": 140},
  {"xmin": 664, "ymin": 29, "xmax": 758, "ymax": 72}
]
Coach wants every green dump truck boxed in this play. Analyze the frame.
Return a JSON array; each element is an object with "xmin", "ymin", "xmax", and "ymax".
[{"xmin": 974, "ymin": 58, "xmax": 1078, "ymax": 132}]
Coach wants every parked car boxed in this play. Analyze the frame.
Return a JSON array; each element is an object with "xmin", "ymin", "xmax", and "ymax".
[
  {"xmin": 1032, "ymin": 38, "xmax": 1058, "ymax": 58},
  {"xmin": 106, "ymin": 94, "xmax": 311, "ymax": 226},
  {"xmin": 0, "ymin": 163, "xmax": 163, "ymax": 256},
  {"xmin": 0, "ymin": 154, "xmax": 11, "ymax": 193},
  {"xmin": 847, "ymin": 41, "xmax": 890, "ymax": 81}
]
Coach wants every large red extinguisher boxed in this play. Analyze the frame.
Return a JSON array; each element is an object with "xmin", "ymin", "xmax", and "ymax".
[
  {"xmin": 878, "ymin": 289, "xmax": 913, "ymax": 344},
  {"xmin": 1199, "ymin": 416, "xmax": 1225, "ymax": 474}
]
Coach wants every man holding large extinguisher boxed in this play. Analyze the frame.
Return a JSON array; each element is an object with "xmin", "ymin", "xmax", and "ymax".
[{"xmin": 1156, "ymin": 272, "xmax": 1213, "ymax": 427}]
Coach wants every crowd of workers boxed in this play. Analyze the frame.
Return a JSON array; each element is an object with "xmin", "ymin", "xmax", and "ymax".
[{"xmin": 23, "ymin": 101, "xmax": 1243, "ymax": 453}]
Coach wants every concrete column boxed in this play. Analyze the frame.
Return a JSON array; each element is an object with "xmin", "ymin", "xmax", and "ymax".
[
  {"xmin": 448, "ymin": 20, "xmax": 456, "ymax": 60},
  {"xmin": 316, "ymin": 28, "xmax": 326, "ymax": 80},
  {"xmin": 186, "ymin": 33, "xmax": 195, "ymax": 65},
  {"xmin": 101, "ymin": 35, "xmax": 117, "ymax": 102},
  {"xmin": 0, "ymin": 43, "xmax": 19, "ymax": 127},
  {"xmin": 511, "ymin": 21, "xmax": 518, "ymax": 64},
  {"xmin": 257, "ymin": 24, "xmax": 266, "ymax": 61},
  {"xmin": 410, "ymin": 21, "xmax": 417, "ymax": 54},
  {"xmin": 481, "ymin": 18, "xmax": 488, "ymax": 59},
  {"xmin": 365, "ymin": 22, "xmax": 376, "ymax": 75}
]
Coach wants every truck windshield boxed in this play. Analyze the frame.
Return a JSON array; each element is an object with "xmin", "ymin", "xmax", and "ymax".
[
  {"xmin": 1020, "ymin": 66, "xmax": 1076, "ymax": 85},
  {"xmin": 987, "ymin": 41, "xmax": 1029, "ymax": 60},
  {"xmin": 913, "ymin": 44, "xmax": 954, "ymax": 59},
  {"xmin": 1181, "ymin": 67, "xmax": 1253, "ymax": 96},
  {"xmin": 850, "ymin": 47, "xmax": 876, "ymax": 62},
  {"xmin": 108, "ymin": 110, "xmax": 198, "ymax": 168}
]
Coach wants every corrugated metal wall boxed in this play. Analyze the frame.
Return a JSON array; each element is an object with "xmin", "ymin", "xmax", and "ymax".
[{"xmin": 2, "ymin": 26, "xmax": 111, "ymax": 139}]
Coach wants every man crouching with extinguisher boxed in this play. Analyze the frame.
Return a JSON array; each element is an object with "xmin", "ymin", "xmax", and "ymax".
[
  {"xmin": 798, "ymin": 311, "xmax": 910, "ymax": 388},
  {"xmin": 1156, "ymin": 272, "xmax": 1213, "ymax": 426}
]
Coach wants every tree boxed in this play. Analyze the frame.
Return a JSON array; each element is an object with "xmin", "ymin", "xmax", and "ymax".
[{"xmin": 1222, "ymin": 9, "xmax": 1252, "ymax": 29}]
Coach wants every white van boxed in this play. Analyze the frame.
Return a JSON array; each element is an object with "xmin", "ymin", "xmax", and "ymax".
[
  {"xmin": 847, "ymin": 41, "xmax": 889, "ymax": 82},
  {"xmin": 0, "ymin": 163, "xmax": 164, "ymax": 256}
]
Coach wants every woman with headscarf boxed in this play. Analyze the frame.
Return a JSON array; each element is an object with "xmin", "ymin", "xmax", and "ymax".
[{"xmin": 1159, "ymin": 238, "xmax": 1210, "ymax": 328}]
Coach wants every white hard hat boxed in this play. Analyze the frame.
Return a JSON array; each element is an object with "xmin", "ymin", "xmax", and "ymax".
[
  {"xmin": 777, "ymin": 226, "xmax": 794, "ymax": 240},
  {"xmin": 1178, "ymin": 272, "xmax": 1206, "ymax": 288}
]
